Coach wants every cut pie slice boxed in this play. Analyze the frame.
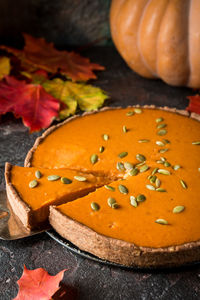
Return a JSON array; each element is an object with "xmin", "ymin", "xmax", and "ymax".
[{"xmin": 5, "ymin": 163, "xmax": 112, "ymax": 229}]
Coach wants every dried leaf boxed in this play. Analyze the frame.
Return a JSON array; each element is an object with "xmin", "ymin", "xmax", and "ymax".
[
  {"xmin": 187, "ymin": 94, "xmax": 200, "ymax": 114},
  {"xmin": 14, "ymin": 265, "xmax": 66, "ymax": 300},
  {"xmin": 1, "ymin": 34, "xmax": 104, "ymax": 81},
  {"xmin": 0, "ymin": 76, "xmax": 59, "ymax": 131},
  {"xmin": 0, "ymin": 57, "xmax": 10, "ymax": 79}
]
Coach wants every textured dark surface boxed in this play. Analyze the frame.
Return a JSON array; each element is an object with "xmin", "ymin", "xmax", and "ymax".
[{"xmin": 0, "ymin": 47, "xmax": 200, "ymax": 300}]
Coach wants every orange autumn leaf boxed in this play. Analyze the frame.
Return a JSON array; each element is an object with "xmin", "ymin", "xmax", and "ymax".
[
  {"xmin": 14, "ymin": 265, "xmax": 66, "ymax": 300},
  {"xmin": 0, "ymin": 76, "xmax": 60, "ymax": 132},
  {"xmin": 1, "ymin": 33, "xmax": 104, "ymax": 81},
  {"xmin": 187, "ymin": 94, "xmax": 200, "ymax": 114}
]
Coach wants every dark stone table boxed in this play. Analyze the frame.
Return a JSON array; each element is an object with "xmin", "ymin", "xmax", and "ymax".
[{"xmin": 0, "ymin": 47, "xmax": 199, "ymax": 300}]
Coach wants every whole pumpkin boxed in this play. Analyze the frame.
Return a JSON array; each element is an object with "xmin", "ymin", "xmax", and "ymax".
[{"xmin": 110, "ymin": 0, "xmax": 200, "ymax": 88}]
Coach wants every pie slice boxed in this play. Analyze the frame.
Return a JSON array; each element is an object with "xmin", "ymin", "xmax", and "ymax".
[{"xmin": 5, "ymin": 163, "xmax": 112, "ymax": 229}]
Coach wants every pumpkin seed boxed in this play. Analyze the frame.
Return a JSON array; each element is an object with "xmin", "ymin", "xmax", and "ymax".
[
  {"xmin": 173, "ymin": 205, "xmax": 185, "ymax": 214},
  {"xmin": 123, "ymin": 125, "xmax": 127, "ymax": 133},
  {"xmin": 112, "ymin": 203, "xmax": 119, "ymax": 209},
  {"xmin": 129, "ymin": 168, "xmax": 139, "ymax": 176},
  {"xmin": 136, "ymin": 154, "xmax": 146, "ymax": 162},
  {"xmin": 90, "ymin": 154, "xmax": 98, "ymax": 164},
  {"xmin": 159, "ymin": 148, "xmax": 169, "ymax": 153},
  {"xmin": 118, "ymin": 184, "xmax": 128, "ymax": 194},
  {"xmin": 158, "ymin": 169, "xmax": 171, "ymax": 175},
  {"xmin": 99, "ymin": 146, "xmax": 105, "ymax": 153},
  {"xmin": 103, "ymin": 134, "xmax": 109, "ymax": 141},
  {"xmin": 173, "ymin": 165, "xmax": 181, "ymax": 171},
  {"xmin": 74, "ymin": 176, "xmax": 87, "ymax": 182},
  {"xmin": 151, "ymin": 168, "xmax": 158, "ymax": 175},
  {"xmin": 91, "ymin": 202, "xmax": 100, "ymax": 211},
  {"xmin": 192, "ymin": 141, "xmax": 200, "ymax": 145},
  {"xmin": 124, "ymin": 162, "xmax": 134, "ymax": 170},
  {"xmin": 61, "ymin": 177, "xmax": 72, "ymax": 184},
  {"xmin": 107, "ymin": 197, "xmax": 116, "ymax": 207},
  {"xmin": 105, "ymin": 185, "xmax": 115, "ymax": 191},
  {"xmin": 47, "ymin": 175, "xmax": 60, "ymax": 181},
  {"xmin": 138, "ymin": 139, "xmax": 150, "ymax": 143},
  {"xmin": 156, "ymin": 117, "xmax": 164, "ymax": 123},
  {"xmin": 155, "ymin": 178, "xmax": 161, "ymax": 188},
  {"xmin": 116, "ymin": 162, "xmax": 125, "ymax": 171},
  {"xmin": 126, "ymin": 111, "xmax": 134, "ymax": 116},
  {"xmin": 164, "ymin": 161, "xmax": 171, "ymax": 167},
  {"xmin": 156, "ymin": 141, "xmax": 165, "ymax": 147},
  {"xmin": 134, "ymin": 108, "xmax": 142, "ymax": 114},
  {"xmin": 150, "ymin": 175, "xmax": 156, "ymax": 184},
  {"xmin": 163, "ymin": 139, "xmax": 170, "ymax": 144},
  {"xmin": 140, "ymin": 165, "xmax": 149, "ymax": 173},
  {"xmin": 35, "ymin": 170, "xmax": 42, "ymax": 179},
  {"xmin": 130, "ymin": 196, "xmax": 137, "ymax": 207},
  {"xmin": 146, "ymin": 184, "xmax": 155, "ymax": 191},
  {"xmin": 136, "ymin": 161, "xmax": 145, "ymax": 167},
  {"xmin": 157, "ymin": 129, "xmax": 167, "ymax": 136},
  {"xmin": 136, "ymin": 194, "xmax": 146, "ymax": 202},
  {"xmin": 198, "ymin": 167, "xmax": 200, "ymax": 172},
  {"xmin": 180, "ymin": 179, "xmax": 187, "ymax": 189},
  {"xmin": 118, "ymin": 151, "xmax": 128, "ymax": 158},
  {"xmin": 155, "ymin": 219, "xmax": 168, "ymax": 225},
  {"xmin": 156, "ymin": 188, "xmax": 166, "ymax": 192},
  {"xmin": 157, "ymin": 123, "xmax": 167, "ymax": 129},
  {"xmin": 156, "ymin": 160, "xmax": 164, "ymax": 164},
  {"xmin": 29, "ymin": 179, "xmax": 38, "ymax": 188},
  {"xmin": 160, "ymin": 157, "xmax": 166, "ymax": 162}
]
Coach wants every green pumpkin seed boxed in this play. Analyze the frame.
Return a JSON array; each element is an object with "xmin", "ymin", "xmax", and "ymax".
[
  {"xmin": 126, "ymin": 111, "xmax": 134, "ymax": 116},
  {"xmin": 136, "ymin": 161, "xmax": 145, "ymax": 167},
  {"xmin": 150, "ymin": 175, "xmax": 156, "ymax": 184},
  {"xmin": 158, "ymin": 169, "xmax": 171, "ymax": 175},
  {"xmin": 90, "ymin": 154, "xmax": 98, "ymax": 164},
  {"xmin": 29, "ymin": 179, "xmax": 38, "ymax": 188},
  {"xmin": 164, "ymin": 161, "xmax": 171, "ymax": 167},
  {"xmin": 156, "ymin": 188, "xmax": 166, "ymax": 192},
  {"xmin": 116, "ymin": 162, "xmax": 125, "ymax": 171},
  {"xmin": 107, "ymin": 197, "xmax": 116, "ymax": 207},
  {"xmin": 157, "ymin": 129, "xmax": 167, "ymax": 136},
  {"xmin": 159, "ymin": 148, "xmax": 169, "ymax": 153},
  {"xmin": 156, "ymin": 141, "xmax": 165, "ymax": 147},
  {"xmin": 155, "ymin": 219, "xmax": 168, "ymax": 225},
  {"xmin": 47, "ymin": 175, "xmax": 60, "ymax": 181},
  {"xmin": 91, "ymin": 202, "xmax": 100, "ymax": 211},
  {"xmin": 156, "ymin": 117, "xmax": 164, "ymax": 123},
  {"xmin": 180, "ymin": 179, "xmax": 187, "ymax": 189},
  {"xmin": 123, "ymin": 125, "xmax": 128, "ymax": 133},
  {"xmin": 118, "ymin": 184, "xmax": 128, "ymax": 194},
  {"xmin": 173, "ymin": 165, "xmax": 181, "ymax": 171},
  {"xmin": 163, "ymin": 139, "xmax": 170, "ymax": 144},
  {"xmin": 35, "ymin": 170, "xmax": 42, "ymax": 179},
  {"xmin": 105, "ymin": 185, "xmax": 115, "ymax": 191},
  {"xmin": 74, "ymin": 176, "xmax": 87, "ymax": 182},
  {"xmin": 136, "ymin": 154, "xmax": 146, "ymax": 162},
  {"xmin": 124, "ymin": 162, "xmax": 134, "ymax": 170},
  {"xmin": 136, "ymin": 194, "xmax": 146, "ymax": 202},
  {"xmin": 118, "ymin": 151, "xmax": 128, "ymax": 158},
  {"xmin": 61, "ymin": 177, "xmax": 72, "ymax": 184},
  {"xmin": 129, "ymin": 168, "xmax": 139, "ymax": 176},
  {"xmin": 130, "ymin": 196, "xmax": 137, "ymax": 207},
  {"xmin": 151, "ymin": 168, "xmax": 158, "ymax": 175},
  {"xmin": 173, "ymin": 205, "xmax": 185, "ymax": 214},
  {"xmin": 99, "ymin": 146, "xmax": 105, "ymax": 153},
  {"xmin": 156, "ymin": 160, "xmax": 164, "ymax": 164},
  {"xmin": 155, "ymin": 178, "xmax": 161, "ymax": 188},
  {"xmin": 140, "ymin": 165, "xmax": 149, "ymax": 173},
  {"xmin": 102, "ymin": 134, "xmax": 109, "ymax": 141},
  {"xmin": 146, "ymin": 184, "xmax": 155, "ymax": 191},
  {"xmin": 112, "ymin": 203, "xmax": 119, "ymax": 209},
  {"xmin": 192, "ymin": 141, "xmax": 200, "ymax": 145},
  {"xmin": 160, "ymin": 157, "xmax": 166, "ymax": 162},
  {"xmin": 157, "ymin": 123, "xmax": 167, "ymax": 129},
  {"xmin": 138, "ymin": 139, "xmax": 150, "ymax": 143},
  {"xmin": 134, "ymin": 108, "xmax": 142, "ymax": 114}
]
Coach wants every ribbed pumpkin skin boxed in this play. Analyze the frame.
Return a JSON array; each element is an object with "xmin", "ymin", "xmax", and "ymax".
[{"xmin": 110, "ymin": 0, "xmax": 200, "ymax": 88}]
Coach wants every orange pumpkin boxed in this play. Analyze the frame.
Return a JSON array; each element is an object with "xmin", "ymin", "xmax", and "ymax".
[{"xmin": 110, "ymin": 0, "xmax": 200, "ymax": 88}]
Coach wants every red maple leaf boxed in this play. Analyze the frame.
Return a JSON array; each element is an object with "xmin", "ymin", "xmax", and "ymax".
[
  {"xmin": 187, "ymin": 94, "xmax": 200, "ymax": 114},
  {"xmin": 14, "ymin": 265, "xmax": 66, "ymax": 300},
  {"xmin": 0, "ymin": 76, "xmax": 60, "ymax": 132},
  {"xmin": 1, "ymin": 34, "xmax": 104, "ymax": 81}
]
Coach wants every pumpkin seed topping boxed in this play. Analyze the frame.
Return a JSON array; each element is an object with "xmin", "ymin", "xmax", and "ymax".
[
  {"xmin": 35, "ymin": 170, "xmax": 42, "ymax": 179},
  {"xmin": 126, "ymin": 111, "xmax": 134, "ymax": 116},
  {"xmin": 155, "ymin": 219, "xmax": 168, "ymax": 225},
  {"xmin": 91, "ymin": 202, "xmax": 100, "ymax": 211},
  {"xmin": 173, "ymin": 205, "xmax": 185, "ymax": 214},
  {"xmin": 123, "ymin": 125, "xmax": 128, "ymax": 133},
  {"xmin": 155, "ymin": 178, "xmax": 161, "ymax": 188},
  {"xmin": 157, "ymin": 129, "xmax": 167, "ymax": 136},
  {"xmin": 156, "ymin": 141, "xmax": 165, "ymax": 147},
  {"xmin": 151, "ymin": 168, "xmax": 158, "ymax": 175},
  {"xmin": 164, "ymin": 161, "xmax": 171, "ymax": 167},
  {"xmin": 102, "ymin": 134, "xmax": 109, "ymax": 141},
  {"xmin": 157, "ymin": 123, "xmax": 167, "ymax": 129},
  {"xmin": 156, "ymin": 188, "xmax": 166, "ymax": 192},
  {"xmin": 74, "ymin": 176, "xmax": 87, "ymax": 182},
  {"xmin": 99, "ymin": 146, "xmax": 105, "ymax": 153},
  {"xmin": 112, "ymin": 203, "xmax": 119, "ymax": 209},
  {"xmin": 138, "ymin": 139, "xmax": 150, "ymax": 143},
  {"xmin": 146, "ymin": 184, "xmax": 156, "ymax": 191},
  {"xmin": 163, "ymin": 139, "xmax": 170, "ymax": 144},
  {"xmin": 159, "ymin": 148, "xmax": 169, "ymax": 153},
  {"xmin": 156, "ymin": 160, "xmax": 164, "ymax": 164},
  {"xmin": 90, "ymin": 154, "xmax": 98, "ymax": 164},
  {"xmin": 129, "ymin": 168, "xmax": 139, "ymax": 176},
  {"xmin": 29, "ymin": 179, "xmax": 38, "ymax": 188},
  {"xmin": 160, "ymin": 157, "xmax": 166, "ymax": 162},
  {"xmin": 136, "ymin": 161, "xmax": 145, "ymax": 167},
  {"xmin": 130, "ymin": 196, "xmax": 137, "ymax": 207},
  {"xmin": 173, "ymin": 165, "xmax": 181, "ymax": 170},
  {"xmin": 136, "ymin": 194, "xmax": 146, "ymax": 202},
  {"xmin": 158, "ymin": 169, "xmax": 171, "ymax": 175},
  {"xmin": 150, "ymin": 175, "xmax": 156, "ymax": 183},
  {"xmin": 134, "ymin": 108, "xmax": 142, "ymax": 114},
  {"xmin": 156, "ymin": 117, "xmax": 164, "ymax": 123},
  {"xmin": 198, "ymin": 167, "xmax": 200, "ymax": 172},
  {"xmin": 180, "ymin": 179, "xmax": 187, "ymax": 189},
  {"xmin": 61, "ymin": 177, "xmax": 72, "ymax": 184},
  {"xmin": 117, "ymin": 162, "xmax": 125, "ymax": 171},
  {"xmin": 47, "ymin": 175, "xmax": 60, "ymax": 181},
  {"xmin": 124, "ymin": 162, "xmax": 134, "ymax": 170},
  {"xmin": 118, "ymin": 151, "xmax": 128, "ymax": 158},
  {"xmin": 105, "ymin": 185, "xmax": 115, "ymax": 191},
  {"xmin": 118, "ymin": 184, "xmax": 128, "ymax": 194},
  {"xmin": 136, "ymin": 154, "xmax": 146, "ymax": 162},
  {"xmin": 192, "ymin": 141, "xmax": 200, "ymax": 145},
  {"xmin": 107, "ymin": 197, "xmax": 116, "ymax": 207},
  {"xmin": 140, "ymin": 165, "xmax": 149, "ymax": 173}
]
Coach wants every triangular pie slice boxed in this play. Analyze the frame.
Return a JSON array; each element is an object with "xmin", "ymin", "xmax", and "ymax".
[{"xmin": 5, "ymin": 163, "xmax": 112, "ymax": 229}]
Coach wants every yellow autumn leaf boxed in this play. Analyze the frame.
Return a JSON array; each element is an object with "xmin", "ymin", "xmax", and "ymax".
[{"xmin": 0, "ymin": 57, "xmax": 10, "ymax": 80}]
